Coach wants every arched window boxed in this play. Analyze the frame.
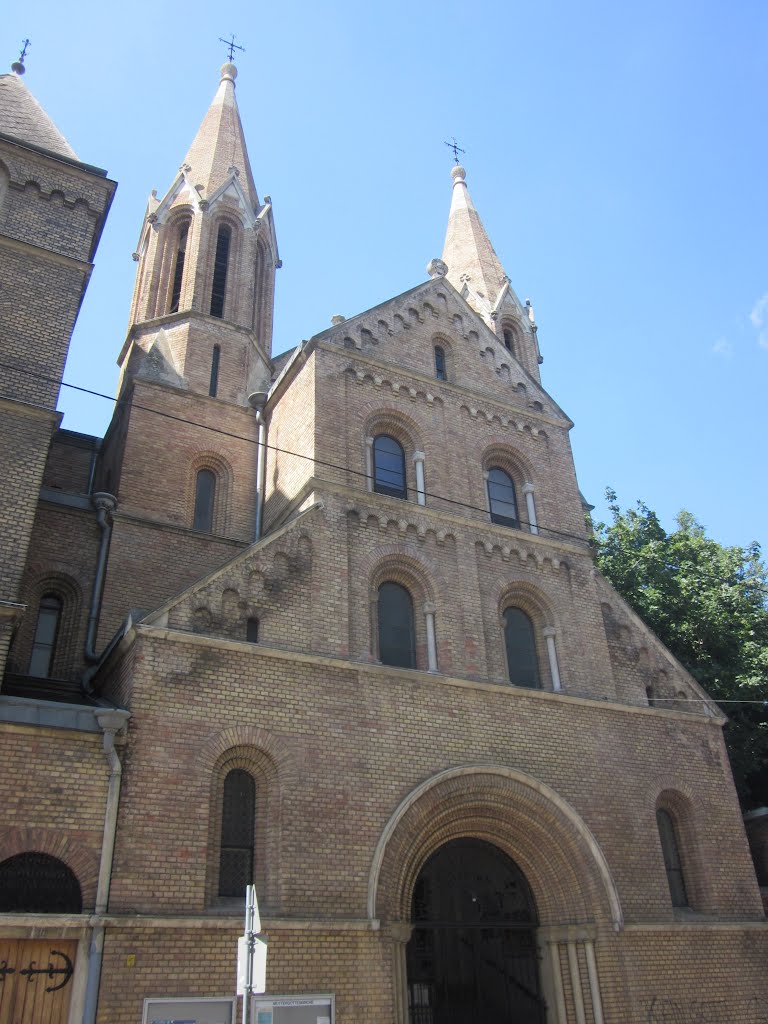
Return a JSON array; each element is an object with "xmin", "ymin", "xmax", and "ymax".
[
  {"xmin": 504, "ymin": 607, "xmax": 540, "ymax": 688},
  {"xmin": 503, "ymin": 328, "xmax": 515, "ymax": 354},
  {"xmin": 0, "ymin": 853, "xmax": 82, "ymax": 913},
  {"xmin": 168, "ymin": 222, "xmax": 189, "ymax": 313},
  {"xmin": 29, "ymin": 593, "xmax": 62, "ymax": 678},
  {"xmin": 218, "ymin": 769, "xmax": 256, "ymax": 897},
  {"xmin": 434, "ymin": 345, "xmax": 447, "ymax": 381},
  {"xmin": 246, "ymin": 617, "xmax": 259, "ymax": 643},
  {"xmin": 656, "ymin": 808, "xmax": 688, "ymax": 907},
  {"xmin": 193, "ymin": 469, "xmax": 216, "ymax": 532},
  {"xmin": 378, "ymin": 582, "xmax": 416, "ymax": 668},
  {"xmin": 209, "ymin": 344, "xmax": 221, "ymax": 397},
  {"xmin": 210, "ymin": 224, "xmax": 232, "ymax": 318},
  {"xmin": 373, "ymin": 435, "xmax": 407, "ymax": 500},
  {"xmin": 487, "ymin": 467, "xmax": 519, "ymax": 528}
]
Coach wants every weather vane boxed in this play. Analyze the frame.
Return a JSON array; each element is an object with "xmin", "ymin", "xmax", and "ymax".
[
  {"xmin": 444, "ymin": 137, "xmax": 466, "ymax": 165},
  {"xmin": 11, "ymin": 38, "xmax": 30, "ymax": 75},
  {"xmin": 219, "ymin": 34, "xmax": 245, "ymax": 62}
]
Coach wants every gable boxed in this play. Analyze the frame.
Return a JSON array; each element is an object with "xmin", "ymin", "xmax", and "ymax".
[{"xmin": 313, "ymin": 276, "xmax": 567, "ymax": 422}]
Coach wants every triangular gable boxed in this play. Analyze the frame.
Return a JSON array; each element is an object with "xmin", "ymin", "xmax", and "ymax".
[
  {"xmin": 594, "ymin": 571, "xmax": 723, "ymax": 720},
  {"xmin": 143, "ymin": 502, "xmax": 323, "ymax": 629},
  {"xmin": 310, "ymin": 275, "xmax": 567, "ymax": 421}
]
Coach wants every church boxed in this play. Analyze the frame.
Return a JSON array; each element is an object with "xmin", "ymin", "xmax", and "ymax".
[{"xmin": 0, "ymin": 56, "xmax": 766, "ymax": 1024}]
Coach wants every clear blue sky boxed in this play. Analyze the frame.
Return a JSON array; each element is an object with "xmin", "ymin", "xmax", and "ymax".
[{"xmin": 5, "ymin": 0, "xmax": 767, "ymax": 550}]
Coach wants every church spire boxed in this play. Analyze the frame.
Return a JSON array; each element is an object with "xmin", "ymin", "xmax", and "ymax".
[
  {"xmin": 442, "ymin": 164, "xmax": 507, "ymax": 314},
  {"xmin": 182, "ymin": 62, "xmax": 259, "ymax": 211},
  {"xmin": 441, "ymin": 164, "xmax": 542, "ymax": 382}
]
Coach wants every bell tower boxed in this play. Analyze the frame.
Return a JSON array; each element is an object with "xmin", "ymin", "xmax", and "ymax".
[{"xmin": 120, "ymin": 62, "xmax": 280, "ymax": 405}]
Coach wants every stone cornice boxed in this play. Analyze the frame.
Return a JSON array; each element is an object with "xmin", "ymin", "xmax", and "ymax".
[
  {"xmin": 318, "ymin": 342, "xmax": 567, "ymax": 429},
  {"xmin": 318, "ymin": 477, "xmax": 591, "ymax": 559},
  {"xmin": 133, "ymin": 624, "xmax": 721, "ymax": 725},
  {"xmin": 0, "ymin": 912, "xmax": 378, "ymax": 932},
  {"xmin": 0, "ymin": 232, "xmax": 93, "ymax": 271},
  {"xmin": 0, "ymin": 395, "xmax": 61, "ymax": 426}
]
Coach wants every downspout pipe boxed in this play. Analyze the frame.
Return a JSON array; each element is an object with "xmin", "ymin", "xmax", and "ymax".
[
  {"xmin": 85, "ymin": 492, "xmax": 117, "ymax": 663},
  {"xmin": 248, "ymin": 392, "xmax": 268, "ymax": 542},
  {"xmin": 83, "ymin": 708, "xmax": 130, "ymax": 1024}
]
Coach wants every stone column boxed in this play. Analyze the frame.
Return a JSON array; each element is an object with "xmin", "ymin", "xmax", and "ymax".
[
  {"xmin": 413, "ymin": 451, "xmax": 426, "ymax": 506},
  {"xmin": 584, "ymin": 939, "xmax": 605, "ymax": 1024},
  {"xmin": 370, "ymin": 593, "xmax": 380, "ymax": 661},
  {"xmin": 424, "ymin": 602, "xmax": 438, "ymax": 672},
  {"xmin": 523, "ymin": 482, "xmax": 539, "ymax": 534},
  {"xmin": 566, "ymin": 941, "xmax": 587, "ymax": 1024},
  {"xmin": 365, "ymin": 437, "xmax": 374, "ymax": 492},
  {"xmin": 390, "ymin": 923, "xmax": 413, "ymax": 1024},
  {"xmin": 542, "ymin": 626, "xmax": 562, "ymax": 691}
]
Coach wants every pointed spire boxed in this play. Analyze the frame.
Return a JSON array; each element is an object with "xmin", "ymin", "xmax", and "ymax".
[
  {"xmin": 182, "ymin": 62, "xmax": 259, "ymax": 210},
  {"xmin": 0, "ymin": 73, "xmax": 78, "ymax": 160},
  {"xmin": 441, "ymin": 164, "xmax": 507, "ymax": 314}
]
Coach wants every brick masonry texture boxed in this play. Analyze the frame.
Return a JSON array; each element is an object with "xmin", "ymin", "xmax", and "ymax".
[{"xmin": 1, "ymin": 65, "xmax": 766, "ymax": 1024}]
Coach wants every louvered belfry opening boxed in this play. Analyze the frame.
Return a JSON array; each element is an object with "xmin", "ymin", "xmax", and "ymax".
[{"xmin": 210, "ymin": 225, "xmax": 232, "ymax": 318}]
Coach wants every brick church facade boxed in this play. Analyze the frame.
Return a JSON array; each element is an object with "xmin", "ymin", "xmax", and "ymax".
[{"xmin": 1, "ymin": 60, "xmax": 766, "ymax": 1024}]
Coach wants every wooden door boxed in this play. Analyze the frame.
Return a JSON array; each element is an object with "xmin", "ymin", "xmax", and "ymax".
[{"xmin": 0, "ymin": 939, "xmax": 77, "ymax": 1024}]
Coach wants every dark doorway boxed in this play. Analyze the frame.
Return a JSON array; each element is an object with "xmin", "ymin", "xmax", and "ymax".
[{"xmin": 406, "ymin": 838, "xmax": 545, "ymax": 1024}]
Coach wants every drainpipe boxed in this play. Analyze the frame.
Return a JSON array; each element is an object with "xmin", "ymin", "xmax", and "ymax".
[
  {"xmin": 83, "ymin": 707, "xmax": 130, "ymax": 1024},
  {"xmin": 248, "ymin": 393, "xmax": 268, "ymax": 541},
  {"xmin": 85, "ymin": 493, "xmax": 117, "ymax": 663}
]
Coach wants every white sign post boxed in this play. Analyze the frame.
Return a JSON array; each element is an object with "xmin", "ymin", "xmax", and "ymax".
[{"xmin": 237, "ymin": 885, "xmax": 268, "ymax": 1024}]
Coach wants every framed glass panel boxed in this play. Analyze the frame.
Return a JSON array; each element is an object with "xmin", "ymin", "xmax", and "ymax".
[
  {"xmin": 378, "ymin": 582, "xmax": 416, "ymax": 668},
  {"xmin": 504, "ymin": 608, "xmax": 540, "ymax": 688},
  {"xmin": 656, "ymin": 808, "xmax": 688, "ymax": 907},
  {"xmin": 434, "ymin": 346, "xmax": 446, "ymax": 381},
  {"xmin": 29, "ymin": 594, "xmax": 62, "ymax": 678},
  {"xmin": 193, "ymin": 469, "xmax": 216, "ymax": 532},
  {"xmin": 373, "ymin": 435, "xmax": 407, "ymax": 499},
  {"xmin": 487, "ymin": 468, "xmax": 519, "ymax": 528},
  {"xmin": 219, "ymin": 769, "xmax": 255, "ymax": 897}
]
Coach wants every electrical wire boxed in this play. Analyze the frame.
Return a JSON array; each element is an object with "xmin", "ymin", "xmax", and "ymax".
[
  {"xmin": 2, "ymin": 360, "xmax": 765, "ymax": 707},
  {"xmin": 0, "ymin": 358, "xmax": 592, "ymax": 546}
]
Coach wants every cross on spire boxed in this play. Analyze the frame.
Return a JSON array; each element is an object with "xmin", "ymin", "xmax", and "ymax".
[
  {"xmin": 218, "ymin": 34, "xmax": 245, "ymax": 62},
  {"xmin": 11, "ymin": 38, "xmax": 30, "ymax": 75},
  {"xmin": 444, "ymin": 137, "xmax": 466, "ymax": 165}
]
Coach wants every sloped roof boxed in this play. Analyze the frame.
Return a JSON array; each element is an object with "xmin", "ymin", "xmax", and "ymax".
[
  {"xmin": 0, "ymin": 73, "xmax": 78, "ymax": 160},
  {"xmin": 181, "ymin": 63, "xmax": 259, "ymax": 210},
  {"xmin": 442, "ymin": 164, "xmax": 508, "ymax": 310}
]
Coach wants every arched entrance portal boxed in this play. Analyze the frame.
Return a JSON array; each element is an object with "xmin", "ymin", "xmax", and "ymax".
[{"xmin": 405, "ymin": 838, "xmax": 545, "ymax": 1023}]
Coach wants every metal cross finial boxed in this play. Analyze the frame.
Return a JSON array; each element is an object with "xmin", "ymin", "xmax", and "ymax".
[
  {"xmin": 11, "ymin": 38, "xmax": 30, "ymax": 75},
  {"xmin": 444, "ymin": 137, "xmax": 466, "ymax": 165},
  {"xmin": 219, "ymin": 34, "xmax": 245, "ymax": 62}
]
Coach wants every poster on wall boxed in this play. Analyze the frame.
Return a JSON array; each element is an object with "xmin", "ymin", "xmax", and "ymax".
[
  {"xmin": 251, "ymin": 994, "xmax": 334, "ymax": 1024},
  {"xmin": 142, "ymin": 996, "xmax": 235, "ymax": 1024}
]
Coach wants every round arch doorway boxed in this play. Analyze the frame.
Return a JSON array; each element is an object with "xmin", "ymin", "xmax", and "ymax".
[{"xmin": 405, "ymin": 838, "xmax": 545, "ymax": 1024}]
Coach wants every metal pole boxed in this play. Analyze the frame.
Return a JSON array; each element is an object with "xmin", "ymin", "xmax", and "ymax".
[{"xmin": 242, "ymin": 885, "xmax": 255, "ymax": 1024}]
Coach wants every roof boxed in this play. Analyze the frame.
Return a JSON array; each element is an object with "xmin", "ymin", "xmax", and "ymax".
[{"xmin": 0, "ymin": 73, "xmax": 78, "ymax": 160}]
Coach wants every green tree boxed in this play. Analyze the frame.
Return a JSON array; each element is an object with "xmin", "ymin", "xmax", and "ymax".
[{"xmin": 593, "ymin": 490, "xmax": 768, "ymax": 808}]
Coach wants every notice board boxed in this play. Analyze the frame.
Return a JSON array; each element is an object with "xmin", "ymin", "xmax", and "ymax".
[{"xmin": 251, "ymin": 994, "xmax": 334, "ymax": 1024}]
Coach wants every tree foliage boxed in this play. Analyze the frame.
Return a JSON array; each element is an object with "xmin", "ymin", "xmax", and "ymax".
[{"xmin": 593, "ymin": 490, "xmax": 768, "ymax": 808}]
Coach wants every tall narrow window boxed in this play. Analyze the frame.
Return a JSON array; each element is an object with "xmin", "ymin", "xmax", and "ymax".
[
  {"xmin": 209, "ymin": 344, "xmax": 221, "ymax": 397},
  {"xmin": 503, "ymin": 328, "xmax": 515, "ymax": 354},
  {"xmin": 434, "ymin": 346, "xmax": 446, "ymax": 381},
  {"xmin": 246, "ymin": 617, "xmax": 259, "ymax": 643},
  {"xmin": 218, "ymin": 769, "xmax": 255, "ymax": 897},
  {"xmin": 378, "ymin": 582, "xmax": 416, "ymax": 668},
  {"xmin": 373, "ymin": 435, "xmax": 407, "ymax": 499},
  {"xmin": 168, "ymin": 223, "xmax": 189, "ymax": 313},
  {"xmin": 656, "ymin": 808, "xmax": 688, "ymax": 908},
  {"xmin": 504, "ymin": 607, "xmax": 540, "ymax": 688},
  {"xmin": 193, "ymin": 469, "xmax": 216, "ymax": 533},
  {"xmin": 487, "ymin": 467, "xmax": 519, "ymax": 527},
  {"xmin": 29, "ymin": 594, "xmax": 62, "ymax": 678},
  {"xmin": 210, "ymin": 224, "xmax": 232, "ymax": 318}
]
